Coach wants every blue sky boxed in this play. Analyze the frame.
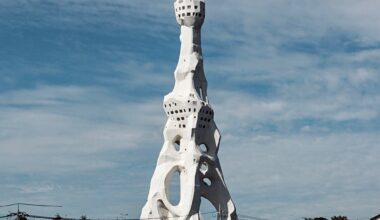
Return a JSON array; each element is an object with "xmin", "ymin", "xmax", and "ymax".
[{"xmin": 0, "ymin": 0, "xmax": 380, "ymax": 220}]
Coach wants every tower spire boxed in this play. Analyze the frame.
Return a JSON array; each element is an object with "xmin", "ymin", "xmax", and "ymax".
[{"xmin": 140, "ymin": 1, "xmax": 237, "ymax": 219}]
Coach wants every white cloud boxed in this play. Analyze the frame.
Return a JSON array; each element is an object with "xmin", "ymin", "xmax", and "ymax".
[
  {"xmin": 0, "ymin": 85, "xmax": 165, "ymax": 173},
  {"xmin": 219, "ymin": 133, "xmax": 380, "ymax": 219}
]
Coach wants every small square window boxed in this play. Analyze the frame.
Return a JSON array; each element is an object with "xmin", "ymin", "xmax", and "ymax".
[
  {"xmin": 187, "ymin": 5, "xmax": 191, "ymax": 9},
  {"xmin": 187, "ymin": 12, "xmax": 191, "ymax": 16},
  {"xmin": 195, "ymin": 6, "xmax": 198, "ymax": 9},
  {"xmin": 182, "ymin": 6, "xmax": 185, "ymax": 9}
]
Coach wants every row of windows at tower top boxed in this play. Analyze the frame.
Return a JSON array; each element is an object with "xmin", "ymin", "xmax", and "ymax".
[
  {"xmin": 178, "ymin": 12, "xmax": 203, "ymax": 18},
  {"xmin": 176, "ymin": 5, "xmax": 199, "ymax": 11}
]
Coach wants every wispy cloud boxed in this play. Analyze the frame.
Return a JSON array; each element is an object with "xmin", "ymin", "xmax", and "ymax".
[{"xmin": 0, "ymin": 85, "xmax": 164, "ymax": 173}]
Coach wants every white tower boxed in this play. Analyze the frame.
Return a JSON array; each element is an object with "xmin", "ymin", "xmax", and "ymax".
[{"xmin": 141, "ymin": 1, "xmax": 237, "ymax": 219}]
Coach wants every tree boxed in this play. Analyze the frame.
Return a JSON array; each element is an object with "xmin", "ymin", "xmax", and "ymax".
[
  {"xmin": 331, "ymin": 216, "xmax": 348, "ymax": 220},
  {"xmin": 53, "ymin": 214, "xmax": 62, "ymax": 220},
  {"xmin": 304, "ymin": 217, "xmax": 328, "ymax": 220}
]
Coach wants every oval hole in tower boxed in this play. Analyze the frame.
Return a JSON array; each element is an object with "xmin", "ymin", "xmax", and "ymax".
[
  {"xmin": 203, "ymin": 177, "xmax": 211, "ymax": 186},
  {"xmin": 168, "ymin": 170, "xmax": 181, "ymax": 206},
  {"xmin": 199, "ymin": 162, "xmax": 208, "ymax": 174},
  {"xmin": 199, "ymin": 143, "xmax": 208, "ymax": 153},
  {"xmin": 200, "ymin": 197, "xmax": 216, "ymax": 220},
  {"xmin": 173, "ymin": 136, "xmax": 182, "ymax": 151}
]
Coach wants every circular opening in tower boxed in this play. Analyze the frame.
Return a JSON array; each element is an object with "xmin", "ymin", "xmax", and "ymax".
[{"xmin": 199, "ymin": 143, "xmax": 208, "ymax": 153}]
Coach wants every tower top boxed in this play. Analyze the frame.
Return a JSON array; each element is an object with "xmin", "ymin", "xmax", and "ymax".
[{"xmin": 174, "ymin": 0, "xmax": 205, "ymax": 28}]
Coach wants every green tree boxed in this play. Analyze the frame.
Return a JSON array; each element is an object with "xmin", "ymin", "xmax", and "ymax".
[{"xmin": 331, "ymin": 216, "xmax": 348, "ymax": 220}]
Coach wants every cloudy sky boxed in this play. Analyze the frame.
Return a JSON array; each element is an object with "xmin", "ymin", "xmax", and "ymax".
[{"xmin": 0, "ymin": 0, "xmax": 379, "ymax": 220}]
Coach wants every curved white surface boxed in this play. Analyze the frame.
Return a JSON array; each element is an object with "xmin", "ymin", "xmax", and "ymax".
[{"xmin": 141, "ymin": 1, "xmax": 237, "ymax": 219}]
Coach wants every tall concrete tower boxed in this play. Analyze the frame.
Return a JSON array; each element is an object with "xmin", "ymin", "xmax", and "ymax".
[{"xmin": 141, "ymin": 1, "xmax": 237, "ymax": 219}]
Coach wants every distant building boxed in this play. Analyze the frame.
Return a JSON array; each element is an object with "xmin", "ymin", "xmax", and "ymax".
[{"xmin": 371, "ymin": 214, "xmax": 380, "ymax": 220}]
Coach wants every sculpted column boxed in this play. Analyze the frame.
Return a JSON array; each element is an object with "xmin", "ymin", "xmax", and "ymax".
[{"xmin": 141, "ymin": 1, "xmax": 237, "ymax": 219}]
